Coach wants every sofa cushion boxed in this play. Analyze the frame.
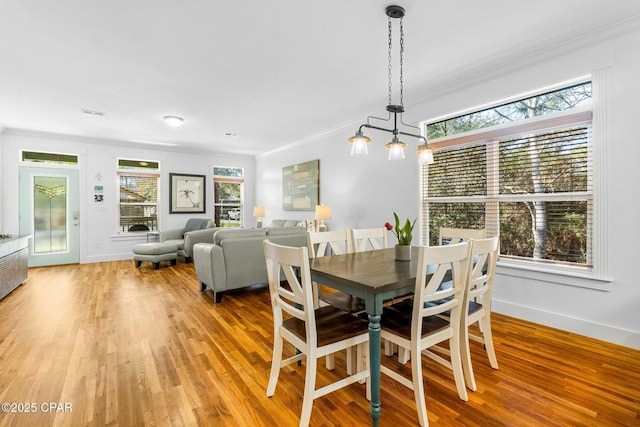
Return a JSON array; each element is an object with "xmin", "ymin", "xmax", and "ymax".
[
  {"xmin": 266, "ymin": 227, "xmax": 307, "ymax": 236},
  {"xmin": 163, "ymin": 239, "xmax": 185, "ymax": 250},
  {"xmin": 270, "ymin": 219, "xmax": 287, "ymax": 227},
  {"xmin": 214, "ymin": 228, "xmax": 267, "ymax": 245},
  {"xmin": 284, "ymin": 220, "xmax": 301, "ymax": 227}
]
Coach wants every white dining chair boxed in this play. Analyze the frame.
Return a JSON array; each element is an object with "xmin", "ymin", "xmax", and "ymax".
[
  {"xmin": 263, "ymin": 240, "xmax": 370, "ymax": 427},
  {"xmin": 307, "ymin": 230, "xmax": 363, "ymax": 373},
  {"xmin": 307, "ymin": 230, "xmax": 363, "ymax": 310},
  {"xmin": 439, "ymin": 227, "xmax": 486, "ymax": 245},
  {"xmin": 380, "ymin": 242, "xmax": 472, "ymax": 427},
  {"xmin": 350, "ymin": 227, "xmax": 388, "ymax": 252},
  {"xmin": 393, "ymin": 227, "xmax": 487, "ymax": 364},
  {"xmin": 450, "ymin": 236, "xmax": 500, "ymax": 391}
]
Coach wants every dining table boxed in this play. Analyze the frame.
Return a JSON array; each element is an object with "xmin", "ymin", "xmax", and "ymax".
[{"xmin": 309, "ymin": 247, "xmax": 421, "ymax": 427}]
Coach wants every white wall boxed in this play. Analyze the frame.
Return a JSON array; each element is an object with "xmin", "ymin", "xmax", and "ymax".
[
  {"xmin": 256, "ymin": 134, "xmax": 419, "ymax": 231},
  {"xmin": 0, "ymin": 128, "xmax": 4, "ymax": 229},
  {"xmin": 0, "ymin": 130, "xmax": 255, "ymax": 263},
  {"xmin": 256, "ymin": 21, "xmax": 640, "ymax": 349}
]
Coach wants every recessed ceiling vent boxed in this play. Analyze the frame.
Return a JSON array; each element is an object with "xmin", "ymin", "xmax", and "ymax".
[{"xmin": 81, "ymin": 108, "xmax": 105, "ymax": 116}]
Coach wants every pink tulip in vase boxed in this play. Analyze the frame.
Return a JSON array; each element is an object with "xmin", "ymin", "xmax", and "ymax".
[{"xmin": 385, "ymin": 212, "xmax": 416, "ymax": 261}]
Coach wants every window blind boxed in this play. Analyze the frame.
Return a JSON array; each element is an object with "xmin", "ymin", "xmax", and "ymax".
[
  {"xmin": 422, "ymin": 122, "xmax": 592, "ymax": 267},
  {"xmin": 118, "ymin": 173, "xmax": 159, "ymax": 232}
]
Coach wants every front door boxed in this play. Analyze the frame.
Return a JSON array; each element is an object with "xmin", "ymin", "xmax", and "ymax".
[{"xmin": 19, "ymin": 166, "xmax": 80, "ymax": 266}]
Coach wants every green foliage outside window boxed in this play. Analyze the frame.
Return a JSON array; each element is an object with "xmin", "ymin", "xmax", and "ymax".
[{"xmin": 424, "ymin": 82, "xmax": 593, "ymax": 266}]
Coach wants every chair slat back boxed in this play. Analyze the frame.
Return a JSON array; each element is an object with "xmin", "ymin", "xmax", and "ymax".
[
  {"xmin": 350, "ymin": 227, "xmax": 388, "ymax": 252},
  {"xmin": 307, "ymin": 230, "xmax": 353, "ymax": 258},
  {"xmin": 439, "ymin": 227, "xmax": 486, "ymax": 246},
  {"xmin": 413, "ymin": 242, "xmax": 472, "ymax": 334},
  {"xmin": 467, "ymin": 237, "xmax": 499, "ymax": 307},
  {"xmin": 263, "ymin": 240, "xmax": 315, "ymax": 330}
]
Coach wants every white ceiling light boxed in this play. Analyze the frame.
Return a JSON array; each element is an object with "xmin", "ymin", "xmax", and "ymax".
[{"xmin": 163, "ymin": 116, "xmax": 184, "ymax": 127}]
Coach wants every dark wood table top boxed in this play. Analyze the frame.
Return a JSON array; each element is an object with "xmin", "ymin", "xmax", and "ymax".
[{"xmin": 309, "ymin": 247, "xmax": 419, "ymax": 296}]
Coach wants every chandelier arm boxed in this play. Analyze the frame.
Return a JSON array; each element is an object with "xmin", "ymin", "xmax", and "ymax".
[
  {"xmin": 397, "ymin": 130, "xmax": 427, "ymax": 144},
  {"xmin": 361, "ymin": 123, "xmax": 393, "ymax": 134},
  {"xmin": 365, "ymin": 113, "xmax": 392, "ymax": 126},
  {"xmin": 361, "ymin": 123, "xmax": 427, "ymax": 144},
  {"xmin": 399, "ymin": 116, "xmax": 422, "ymax": 133}
]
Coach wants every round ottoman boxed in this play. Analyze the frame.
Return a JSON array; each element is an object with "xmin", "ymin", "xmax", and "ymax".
[{"xmin": 132, "ymin": 242, "xmax": 178, "ymax": 269}]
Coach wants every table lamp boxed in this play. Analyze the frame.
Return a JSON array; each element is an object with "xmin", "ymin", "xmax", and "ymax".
[
  {"xmin": 314, "ymin": 205, "xmax": 331, "ymax": 232},
  {"xmin": 253, "ymin": 206, "xmax": 265, "ymax": 228}
]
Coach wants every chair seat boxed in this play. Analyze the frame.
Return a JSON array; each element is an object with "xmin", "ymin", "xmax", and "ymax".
[
  {"xmin": 283, "ymin": 306, "xmax": 369, "ymax": 347},
  {"xmin": 381, "ymin": 305, "xmax": 451, "ymax": 340},
  {"xmin": 387, "ymin": 296, "xmax": 483, "ymax": 318},
  {"xmin": 320, "ymin": 291, "xmax": 366, "ymax": 313}
]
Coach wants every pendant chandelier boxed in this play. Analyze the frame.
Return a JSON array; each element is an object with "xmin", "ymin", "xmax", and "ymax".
[{"xmin": 348, "ymin": 5, "xmax": 434, "ymax": 164}]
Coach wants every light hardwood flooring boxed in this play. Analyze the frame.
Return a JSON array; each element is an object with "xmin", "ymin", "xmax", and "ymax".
[{"xmin": 0, "ymin": 260, "xmax": 639, "ymax": 426}]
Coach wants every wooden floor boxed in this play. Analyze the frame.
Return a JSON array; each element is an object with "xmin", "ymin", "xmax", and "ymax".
[{"xmin": 0, "ymin": 260, "xmax": 639, "ymax": 427}]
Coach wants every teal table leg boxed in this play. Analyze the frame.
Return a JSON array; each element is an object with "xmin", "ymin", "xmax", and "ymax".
[{"xmin": 368, "ymin": 313, "xmax": 381, "ymax": 426}]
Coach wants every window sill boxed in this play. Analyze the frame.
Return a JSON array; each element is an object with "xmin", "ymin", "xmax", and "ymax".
[
  {"xmin": 110, "ymin": 233, "xmax": 149, "ymax": 241},
  {"xmin": 496, "ymin": 260, "xmax": 612, "ymax": 291}
]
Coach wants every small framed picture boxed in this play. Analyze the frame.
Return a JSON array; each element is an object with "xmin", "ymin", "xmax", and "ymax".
[{"xmin": 169, "ymin": 173, "xmax": 206, "ymax": 214}]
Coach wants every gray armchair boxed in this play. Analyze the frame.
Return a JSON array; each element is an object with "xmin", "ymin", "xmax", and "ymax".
[{"xmin": 159, "ymin": 218, "xmax": 218, "ymax": 263}]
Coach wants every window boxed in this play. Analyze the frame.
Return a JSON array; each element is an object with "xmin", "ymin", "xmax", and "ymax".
[
  {"xmin": 213, "ymin": 167, "xmax": 244, "ymax": 228},
  {"xmin": 421, "ymin": 80, "xmax": 595, "ymax": 273},
  {"xmin": 22, "ymin": 150, "xmax": 78, "ymax": 165},
  {"xmin": 118, "ymin": 159, "xmax": 159, "ymax": 233}
]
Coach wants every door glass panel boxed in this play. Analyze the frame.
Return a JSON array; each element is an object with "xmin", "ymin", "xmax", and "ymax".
[
  {"xmin": 214, "ymin": 181, "xmax": 243, "ymax": 228},
  {"xmin": 33, "ymin": 176, "xmax": 68, "ymax": 253}
]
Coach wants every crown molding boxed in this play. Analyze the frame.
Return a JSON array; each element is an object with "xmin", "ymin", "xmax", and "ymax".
[{"xmin": 407, "ymin": 14, "xmax": 640, "ymax": 105}]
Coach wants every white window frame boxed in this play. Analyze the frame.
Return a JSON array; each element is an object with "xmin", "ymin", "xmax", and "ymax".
[
  {"xmin": 117, "ymin": 159, "xmax": 160, "ymax": 234},
  {"xmin": 421, "ymin": 74, "xmax": 611, "ymax": 290}
]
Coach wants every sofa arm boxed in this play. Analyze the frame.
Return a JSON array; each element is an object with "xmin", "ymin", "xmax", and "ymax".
[
  {"xmin": 159, "ymin": 228, "xmax": 184, "ymax": 242},
  {"xmin": 183, "ymin": 227, "xmax": 220, "ymax": 258},
  {"xmin": 193, "ymin": 243, "xmax": 227, "ymax": 293}
]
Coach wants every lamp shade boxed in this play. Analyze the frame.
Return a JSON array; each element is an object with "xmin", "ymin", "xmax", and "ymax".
[
  {"xmin": 350, "ymin": 139, "xmax": 369, "ymax": 156},
  {"xmin": 385, "ymin": 136, "xmax": 407, "ymax": 160},
  {"xmin": 417, "ymin": 145, "xmax": 434, "ymax": 165},
  {"xmin": 314, "ymin": 205, "xmax": 332, "ymax": 220},
  {"xmin": 349, "ymin": 130, "xmax": 371, "ymax": 156},
  {"xmin": 253, "ymin": 206, "xmax": 265, "ymax": 217}
]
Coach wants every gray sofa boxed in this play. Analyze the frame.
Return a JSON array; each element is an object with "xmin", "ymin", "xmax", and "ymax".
[
  {"xmin": 159, "ymin": 218, "xmax": 219, "ymax": 263},
  {"xmin": 193, "ymin": 226, "xmax": 307, "ymax": 303}
]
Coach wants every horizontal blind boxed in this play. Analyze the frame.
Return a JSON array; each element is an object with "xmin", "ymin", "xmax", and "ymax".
[
  {"xmin": 421, "ymin": 142, "xmax": 486, "ymax": 245},
  {"xmin": 499, "ymin": 127, "xmax": 590, "ymax": 194},
  {"xmin": 119, "ymin": 174, "xmax": 158, "ymax": 203},
  {"xmin": 119, "ymin": 173, "xmax": 159, "ymax": 232},
  {"xmin": 423, "ymin": 125, "xmax": 592, "ymax": 266},
  {"xmin": 500, "ymin": 200, "xmax": 590, "ymax": 265},
  {"xmin": 427, "ymin": 143, "xmax": 486, "ymax": 197},
  {"xmin": 497, "ymin": 125, "xmax": 591, "ymax": 265}
]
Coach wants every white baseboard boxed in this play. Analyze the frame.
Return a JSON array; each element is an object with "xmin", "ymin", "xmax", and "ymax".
[
  {"xmin": 492, "ymin": 299, "xmax": 640, "ymax": 350},
  {"xmin": 82, "ymin": 253, "xmax": 132, "ymax": 264}
]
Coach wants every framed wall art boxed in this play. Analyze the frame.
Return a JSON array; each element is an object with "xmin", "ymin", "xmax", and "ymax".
[
  {"xmin": 169, "ymin": 173, "xmax": 206, "ymax": 213},
  {"xmin": 282, "ymin": 159, "xmax": 319, "ymax": 211}
]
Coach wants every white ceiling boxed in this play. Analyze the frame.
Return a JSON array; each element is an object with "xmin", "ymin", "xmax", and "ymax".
[{"xmin": 1, "ymin": 0, "xmax": 639, "ymax": 156}]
